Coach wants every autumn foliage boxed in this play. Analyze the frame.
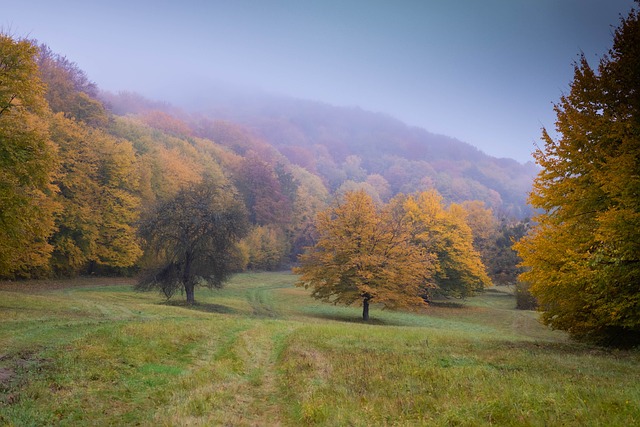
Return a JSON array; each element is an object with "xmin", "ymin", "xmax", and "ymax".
[
  {"xmin": 296, "ymin": 190, "xmax": 491, "ymax": 319},
  {"xmin": 516, "ymin": 9, "xmax": 640, "ymax": 346},
  {"xmin": 1, "ymin": 34, "xmax": 521, "ymax": 311},
  {"xmin": 295, "ymin": 191, "xmax": 431, "ymax": 320}
]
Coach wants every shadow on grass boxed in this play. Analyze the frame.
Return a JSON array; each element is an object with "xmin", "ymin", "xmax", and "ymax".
[
  {"xmin": 161, "ymin": 300, "xmax": 237, "ymax": 315},
  {"xmin": 304, "ymin": 310, "xmax": 406, "ymax": 327},
  {"xmin": 429, "ymin": 301, "xmax": 466, "ymax": 309},
  {"xmin": 493, "ymin": 338, "xmax": 630, "ymax": 357},
  {"xmin": 484, "ymin": 288, "xmax": 516, "ymax": 297}
]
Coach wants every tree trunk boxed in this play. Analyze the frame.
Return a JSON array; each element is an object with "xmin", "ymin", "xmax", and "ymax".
[
  {"xmin": 362, "ymin": 296, "xmax": 370, "ymax": 321},
  {"xmin": 185, "ymin": 282, "xmax": 195, "ymax": 304},
  {"xmin": 184, "ymin": 252, "xmax": 195, "ymax": 304}
]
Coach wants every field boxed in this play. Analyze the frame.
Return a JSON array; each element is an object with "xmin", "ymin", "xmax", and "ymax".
[{"xmin": 1, "ymin": 272, "xmax": 638, "ymax": 426}]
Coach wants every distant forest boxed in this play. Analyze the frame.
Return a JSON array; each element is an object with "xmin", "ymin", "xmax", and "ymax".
[
  {"xmin": 1, "ymin": 36, "xmax": 531, "ymax": 287},
  {"xmin": 103, "ymin": 89, "xmax": 538, "ymax": 219}
]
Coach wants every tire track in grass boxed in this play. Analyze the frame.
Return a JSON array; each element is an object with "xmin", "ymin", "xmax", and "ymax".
[
  {"xmin": 232, "ymin": 322, "xmax": 296, "ymax": 426},
  {"xmin": 154, "ymin": 320, "xmax": 298, "ymax": 426}
]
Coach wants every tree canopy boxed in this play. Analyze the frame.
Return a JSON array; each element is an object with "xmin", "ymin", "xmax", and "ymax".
[
  {"xmin": 404, "ymin": 190, "xmax": 491, "ymax": 299},
  {"xmin": 0, "ymin": 34, "xmax": 58, "ymax": 276},
  {"xmin": 515, "ymin": 8, "xmax": 640, "ymax": 347},
  {"xmin": 296, "ymin": 190, "xmax": 433, "ymax": 320},
  {"xmin": 0, "ymin": 35, "xmax": 524, "ymax": 304},
  {"xmin": 136, "ymin": 180, "xmax": 249, "ymax": 304}
]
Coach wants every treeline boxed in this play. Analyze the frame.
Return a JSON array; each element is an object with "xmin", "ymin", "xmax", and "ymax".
[{"xmin": 0, "ymin": 35, "xmax": 526, "ymax": 288}]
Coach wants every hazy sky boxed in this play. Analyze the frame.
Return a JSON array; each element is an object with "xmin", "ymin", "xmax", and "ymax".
[{"xmin": 3, "ymin": 0, "xmax": 636, "ymax": 162}]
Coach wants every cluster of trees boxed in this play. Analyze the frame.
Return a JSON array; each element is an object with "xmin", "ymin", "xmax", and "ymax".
[
  {"xmin": 0, "ymin": 35, "xmax": 327, "ymax": 291},
  {"xmin": 516, "ymin": 8, "xmax": 640, "ymax": 346},
  {"xmin": 5, "ymin": 9, "xmax": 637, "ymax": 348},
  {"xmin": 1, "ymin": 33, "xmax": 528, "ymax": 307},
  {"xmin": 295, "ymin": 189, "xmax": 493, "ymax": 319}
]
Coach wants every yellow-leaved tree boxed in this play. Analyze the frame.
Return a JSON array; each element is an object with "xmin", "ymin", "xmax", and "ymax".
[
  {"xmin": 0, "ymin": 35, "xmax": 58, "ymax": 277},
  {"xmin": 404, "ymin": 190, "xmax": 491, "ymax": 300},
  {"xmin": 515, "ymin": 8, "xmax": 640, "ymax": 346},
  {"xmin": 48, "ymin": 113, "xmax": 142, "ymax": 275},
  {"xmin": 295, "ymin": 190, "xmax": 432, "ymax": 320}
]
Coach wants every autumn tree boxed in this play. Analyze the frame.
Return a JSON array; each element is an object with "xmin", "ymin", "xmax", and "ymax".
[
  {"xmin": 48, "ymin": 114, "xmax": 142, "ymax": 275},
  {"xmin": 232, "ymin": 151, "xmax": 292, "ymax": 227},
  {"xmin": 295, "ymin": 190, "xmax": 431, "ymax": 320},
  {"xmin": 36, "ymin": 44, "xmax": 109, "ymax": 127},
  {"xmin": 0, "ymin": 35, "xmax": 58, "ymax": 276},
  {"xmin": 136, "ymin": 180, "xmax": 249, "ymax": 304},
  {"xmin": 404, "ymin": 190, "xmax": 491, "ymax": 299},
  {"xmin": 515, "ymin": 8, "xmax": 640, "ymax": 346},
  {"xmin": 242, "ymin": 225, "xmax": 288, "ymax": 271}
]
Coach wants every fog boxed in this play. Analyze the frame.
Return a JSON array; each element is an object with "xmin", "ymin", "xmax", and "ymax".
[{"xmin": 3, "ymin": 0, "xmax": 636, "ymax": 162}]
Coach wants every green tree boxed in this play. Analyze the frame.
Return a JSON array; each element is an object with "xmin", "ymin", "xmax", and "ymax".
[
  {"xmin": 0, "ymin": 35, "xmax": 58, "ymax": 276},
  {"xmin": 515, "ymin": 8, "xmax": 640, "ymax": 346},
  {"xmin": 136, "ymin": 180, "xmax": 249, "ymax": 304},
  {"xmin": 295, "ymin": 190, "xmax": 431, "ymax": 320}
]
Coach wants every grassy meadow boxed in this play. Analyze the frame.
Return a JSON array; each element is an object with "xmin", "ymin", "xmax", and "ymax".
[{"xmin": 1, "ymin": 272, "xmax": 638, "ymax": 426}]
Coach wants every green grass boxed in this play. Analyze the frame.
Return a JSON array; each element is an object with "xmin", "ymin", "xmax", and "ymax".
[{"xmin": 1, "ymin": 273, "xmax": 638, "ymax": 426}]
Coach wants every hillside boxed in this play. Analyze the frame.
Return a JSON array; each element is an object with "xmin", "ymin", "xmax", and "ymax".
[
  {"xmin": 104, "ymin": 89, "xmax": 538, "ymax": 218},
  {"xmin": 2, "ymin": 35, "xmax": 531, "ymax": 281}
]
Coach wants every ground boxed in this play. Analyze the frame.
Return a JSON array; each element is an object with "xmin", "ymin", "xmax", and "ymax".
[{"xmin": 1, "ymin": 272, "xmax": 638, "ymax": 425}]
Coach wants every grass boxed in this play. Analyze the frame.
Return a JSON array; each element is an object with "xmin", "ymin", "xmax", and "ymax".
[{"xmin": 1, "ymin": 272, "xmax": 638, "ymax": 426}]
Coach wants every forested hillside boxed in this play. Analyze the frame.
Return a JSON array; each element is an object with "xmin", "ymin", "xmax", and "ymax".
[
  {"xmin": 104, "ymin": 89, "xmax": 538, "ymax": 218},
  {"xmin": 1, "ymin": 35, "xmax": 530, "ymax": 288}
]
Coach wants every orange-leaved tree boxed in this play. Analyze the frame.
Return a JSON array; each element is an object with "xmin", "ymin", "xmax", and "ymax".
[{"xmin": 295, "ymin": 190, "xmax": 432, "ymax": 320}]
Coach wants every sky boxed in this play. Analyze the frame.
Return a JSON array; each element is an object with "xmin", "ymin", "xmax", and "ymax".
[{"xmin": 3, "ymin": 0, "xmax": 636, "ymax": 163}]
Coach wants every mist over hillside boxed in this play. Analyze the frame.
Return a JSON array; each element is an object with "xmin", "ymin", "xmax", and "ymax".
[{"xmin": 104, "ymin": 87, "xmax": 537, "ymax": 217}]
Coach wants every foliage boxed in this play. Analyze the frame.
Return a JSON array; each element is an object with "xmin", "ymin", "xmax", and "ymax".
[
  {"xmin": 36, "ymin": 44, "xmax": 108, "ymax": 127},
  {"xmin": 242, "ymin": 225, "xmax": 289, "ymax": 271},
  {"xmin": 232, "ymin": 151, "xmax": 292, "ymax": 226},
  {"xmin": 404, "ymin": 190, "xmax": 491, "ymax": 299},
  {"xmin": 515, "ymin": 280, "xmax": 538, "ymax": 310},
  {"xmin": 516, "ymin": 9, "xmax": 640, "ymax": 346},
  {"xmin": 136, "ymin": 179, "xmax": 249, "ymax": 303},
  {"xmin": 48, "ymin": 114, "xmax": 142, "ymax": 275},
  {"xmin": 295, "ymin": 190, "xmax": 431, "ymax": 320},
  {"xmin": 0, "ymin": 35, "xmax": 58, "ymax": 276}
]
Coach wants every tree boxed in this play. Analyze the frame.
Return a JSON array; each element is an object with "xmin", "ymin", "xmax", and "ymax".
[
  {"xmin": 515, "ymin": 8, "xmax": 640, "ymax": 346},
  {"xmin": 404, "ymin": 190, "xmax": 491, "ymax": 299},
  {"xmin": 36, "ymin": 44, "xmax": 109, "ymax": 127},
  {"xmin": 136, "ymin": 180, "xmax": 249, "ymax": 304},
  {"xmin": 243, "ymin": 225, "xmax": 288, "ymax": 271},
  {"xmin": 233, "ymin": 151, "xmax": 292, "ymax": 226},
  {"xmin": 295, "ymin": 190, "xmax": 431, "ymax": 320},
  {"xmin": 0, "ymin": 35, "xmax": 58, "ymax": 276},
  {"xmin": 48, "ymin": 114, "xmax": 142, "ymax": 275}
]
